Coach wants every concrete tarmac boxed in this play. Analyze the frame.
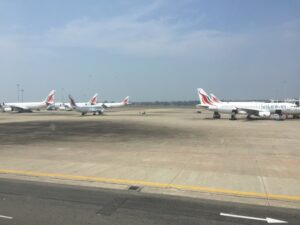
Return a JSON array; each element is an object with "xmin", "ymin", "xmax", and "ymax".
[
  {"xmin": 0, "ymin": 108, "xmax": 299, "ymax": 208},
  {"xmin": 0, "ymin": 178, "xmax": 299, "ymax": 225}
]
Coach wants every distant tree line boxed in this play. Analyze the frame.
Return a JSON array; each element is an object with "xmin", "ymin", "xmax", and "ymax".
[
  {"xmin": 130, "ymin": 101, "xmax": 199, "ymax": 106},
  {"xmin": 127, "ymin": 99, "xmax": 299, "ymax": 107}
]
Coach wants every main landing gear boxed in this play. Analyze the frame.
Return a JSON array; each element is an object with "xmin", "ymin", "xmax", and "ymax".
[
  {"xmin": 230, "ymin": 110, "xmax": 237, "ymax": 120},
  {"xmin": 93, "ymin": 111, "xmax": 103, "ymax": 116},
  {"xmin": 213, "ymin": 112, "xmax": 221, "ymax": 119},
  {"xmin": 274, "ymin": 110, "xmax": 286, "ymax": 121}
]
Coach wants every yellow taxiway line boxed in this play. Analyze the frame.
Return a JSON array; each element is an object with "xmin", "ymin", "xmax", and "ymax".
[{"xmin": 0, "ymin": 169, "xmax": 299, "ymax": 202}]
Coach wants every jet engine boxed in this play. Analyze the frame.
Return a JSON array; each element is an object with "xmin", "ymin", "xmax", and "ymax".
[{"xmin": 258, "ymin": 111, "xmax": 271, "ymax": 118}]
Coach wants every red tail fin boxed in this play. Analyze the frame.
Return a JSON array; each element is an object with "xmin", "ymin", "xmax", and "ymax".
[
  {"xmin": 123, "ymin": 96, "xmax": 130, "ymax": 105},
  {"xmin": 210, "ymin": 93, "xmax": 221, "ymax": 103},
  {"xmin": 45, "ymin": 90, "xmax": 56, "ymax": 105},
  {"xmin": 89, "ymin": 93, "xmax": 98, "ymax": 105},
  {"xmin": 197, "ymin": 88, "xmax": 214, "ymax": 106}
]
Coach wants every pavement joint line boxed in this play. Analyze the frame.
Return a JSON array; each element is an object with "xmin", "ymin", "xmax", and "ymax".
[{"xmin": 0, "ymin": 169, "xmax": 300, "ymax": 202}]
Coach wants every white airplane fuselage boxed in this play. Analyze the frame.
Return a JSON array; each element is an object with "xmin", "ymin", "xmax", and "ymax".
[
  {"xmin": 206, "ymin": 102, "xmax": 295, "ymax": 114},
  {"xmin": 2, "ymin": 90, "xmax": 55, "ymax": 113},
  {"xmin": 203, "ymin": 102, "xmax": 296, "ymax": 117},
  {"xmin": 73, "ymin": 105, "xmax": 104, "ymax": 114},
  {"xmin": 98, "ymin": 102, "xmax": 126, "ymax": 108},
  {"xmin": 4, "ymin": 101, "xmax": 49, "ymax": 112}
]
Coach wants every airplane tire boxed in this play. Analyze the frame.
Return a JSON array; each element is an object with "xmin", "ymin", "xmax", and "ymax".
[
  {"xmin": 213, "ymin": 112, "xmax": 221, "ymax": 119},
  {"xmin": 230, "ymin": 112, "xmax": 237, "ymax": 120}
]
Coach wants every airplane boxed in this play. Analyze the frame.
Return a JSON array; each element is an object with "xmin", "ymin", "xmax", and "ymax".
[
  {"xmin": 197, "ymin": 88, "xmax": 297, "ymax": 120},
  {"xmin": 48, "ymin": 93, "xmax": 98, "ymax": 111},
  {"xmin": 209, "ymin": 92, "xmax": 300, "ymax": 119},
  {"xmin": 197, "ymin": 88, "xmax": 256, "ymax": 119},
  {"xmin": 68, "ymin": 95, "xmax": 104, "ymax": 116},
  {"xmin": 2, "ymin": 90, "xmax": 56, "ymax": 113},
  {"xmin": 97, "ymin": 96, "xmax": 130, "ymax": 109}
]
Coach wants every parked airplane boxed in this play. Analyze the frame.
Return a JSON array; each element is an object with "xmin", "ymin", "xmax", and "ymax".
[
  {"xmin": 197, "ymin": 88, "xmax": 297, "ymax": 120},
  {"xmin": 48, "ymin": 93, "xmax": 98, "ymax": 111},
  {"xmin": 69, "ymin": 95, "xmax": 104, "ymax": 116},
  {"xmin": 2, "ymin": 90, "xmax": 56, "ymax": 112},
  {"xmin": 209, "ymin": 92, "xmax": 300, "ymax": 119},
  {"xmin": 98, "ymin": 96, "xmax": 130, "ymax": 108}
]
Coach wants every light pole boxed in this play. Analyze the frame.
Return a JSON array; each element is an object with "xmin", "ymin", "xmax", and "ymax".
[
  {"xmin": 21, "ymin": 89, "xmax": 24, "ymax": 102},
  {"xmin": 61, "ymin": 88, "xmax": 64, "ymax": 102},
  {"xmin": 16, "ymin": 84, "xmax": 20, "ymax": 102}
]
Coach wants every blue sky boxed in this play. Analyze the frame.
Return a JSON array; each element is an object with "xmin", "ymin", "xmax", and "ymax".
[{"xmin": 0, "ymin": 0, "xmax": 299, "ymax": 102}]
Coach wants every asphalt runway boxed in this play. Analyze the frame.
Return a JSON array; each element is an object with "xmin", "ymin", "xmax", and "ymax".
[{"xmin": 0, "ymin": 178, "xmax": 299, "ymax": 225}]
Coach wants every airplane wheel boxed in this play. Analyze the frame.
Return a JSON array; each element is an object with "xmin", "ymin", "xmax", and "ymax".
[
  {"xmin": 213, "ymin": 112, "xmax": 221, "ymax": 119},
  {"xmin": 230, "ymin": 112, "xmax": 237, "ymax": 120}
]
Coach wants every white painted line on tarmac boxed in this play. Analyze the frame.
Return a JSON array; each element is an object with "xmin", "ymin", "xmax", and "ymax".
[
  {"xmin": 220, "ymin": 213, "xmax": 288, "ymax": 224},
  {"xmin": 0, "ymin": 214, "xmax": 13, "ymax": 220}
]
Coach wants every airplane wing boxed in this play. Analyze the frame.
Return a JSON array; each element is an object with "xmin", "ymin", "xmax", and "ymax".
[
  {"xmin": 196, "ymin": 104, "xmax": 209, "ymax": 109},
  {"xmin": 101, "ymin": 104, "xmax": 109, "ymax": 109},
  {"xmin": 237, "ymin": 108, "xmax": 271, "ymax": 117},
  {"xmin": 237, "ymin": 108, "xmax": 260, "ymax": 116}
]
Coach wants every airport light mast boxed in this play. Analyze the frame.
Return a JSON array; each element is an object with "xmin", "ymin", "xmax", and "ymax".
[
  {"xmin": 16, "ymin": 84, "xmax": 20, "ymax": 102},
  {"xmin": 21, "ymin": 89, "xmax": 24, "ymax": 102}
]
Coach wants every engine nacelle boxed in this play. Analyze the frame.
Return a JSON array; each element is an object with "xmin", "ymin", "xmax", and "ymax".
[
  {"xmin": 2, "ymin": 107, "xmax": 12, "ymax": 112},
  {"xmin": 258, "ymin": 111, "xmax": 271, "ymax": 118},
  {"xmin": 217, "ymin": 105, "xmax": 235, "ymax": 114}
]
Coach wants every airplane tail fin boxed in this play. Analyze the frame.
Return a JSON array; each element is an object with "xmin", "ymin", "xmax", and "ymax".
[
  {"xmin": 197, "ymin": 88, "xmax": 214, "ymax": 106},
  {"xmin": 68, "ymin": 95, "xmax": 77, "ymax": 107},
  {"xmin": 44, "ymin": 90, "xmax": 56, "ymax": 105},
  {"xmin": 89, "ymin": 93, "xmax": 98, "ymax": 105},
  {"xmin": 210, "ymin": 93, "xmax": 221, "ymax": 104},
  {"xmin": 122, "ymin": 96, "xmax": 130, "ymax": 105}
]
